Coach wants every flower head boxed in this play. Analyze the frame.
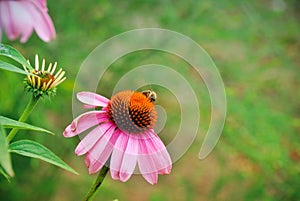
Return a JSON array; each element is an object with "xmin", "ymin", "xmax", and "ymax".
[
  {"xmin": 0, "ymin": 0, "xmax": 56, "ymax": 43},
  {"xmin": 63, "ymin": 90, "xmax": 172, "ymax": 184},
  {"xmin": 24, "ymin": 54, "xmax": 66, "ymax": 98}
]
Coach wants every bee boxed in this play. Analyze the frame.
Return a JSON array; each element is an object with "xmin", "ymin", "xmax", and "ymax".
[{"xmin": 142, "ymin": 90, "xmax": 157, "ymax": 102}]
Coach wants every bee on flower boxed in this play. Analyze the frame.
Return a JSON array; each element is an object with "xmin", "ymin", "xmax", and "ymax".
[{"xmin": 63, "ymin": 90, "xmax": 172, "ymax": 184}]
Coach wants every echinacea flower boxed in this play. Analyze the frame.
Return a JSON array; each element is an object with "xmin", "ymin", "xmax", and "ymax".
[
  {"xmin": 24, "ymin": 54, "xmax": 66, "ymax": 98},
  {"xmin": 63, "ymin": 90, "xmax": 172, "ymax": 184},
  {"xmin": 0, "ymin": 0, "xmax": 56, "ymax": 43}
]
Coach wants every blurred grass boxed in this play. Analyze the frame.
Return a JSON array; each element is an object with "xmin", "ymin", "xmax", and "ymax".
[{"xmin": 1, "ymin": 0, "xmax": 300, "ymax": 200}]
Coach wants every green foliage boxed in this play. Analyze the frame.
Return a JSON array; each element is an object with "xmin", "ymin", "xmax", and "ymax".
[
  {"xmin": 9, "ymin": 140, "xmax": 78, "ymax": 175},
  {"xmin": 0, "ymin": 60, "xmax": 29, "ymax": 75},
  {"xmin": 0, "ymin": 44, "xmax": 32, "ymax": 70},
  {"xmin": 24, "ymin": 81, "xmax": 57, "ymax": 98},
  {"xmin": 0, "ymin": 126, "xmax": 14, "ymax": 178},
  {"xmin": 0, "ymin": 115, "xmax": 77, "ymax": 180},
  {"xmin": 0, "ymin": 116, "xmax": 53, "ymax": 135},
  {"xmin": 0, "ymin": 44, "xmax": 78, "ymax": 184},
  {"xmin": 0, "ymin": 165, "xmax": 11, "ymax": 181}
]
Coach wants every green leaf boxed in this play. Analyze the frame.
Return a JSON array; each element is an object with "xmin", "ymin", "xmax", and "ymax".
[
  {"xmin": 9, "ymin": 140, "xmax": 78, "ymax": 175},
  {"xmin": 0, "ymin": 43, "xmax": 32, "ymax": 70},
  {"xmin": 0, "ymin": 125, "xmax": 14, "ymax": 177},
  {"xmin": 0, "ymin": 165, "xmax": 11, "ymax": 181},
  {"xmin": 0, "ymin": 116, "xmax": 54, "ymax": 135},
  {"xmin": 0, "ymin": 60, "xmax": 30, "ymax": 75}
]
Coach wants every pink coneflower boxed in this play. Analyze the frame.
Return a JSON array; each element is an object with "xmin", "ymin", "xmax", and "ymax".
[
  {"xmin": 63, "ymin": 90, "xmax": 172, "ymax": 184},
  {"xmin": 0, "ymin": 0, "xmax": 56, "ymax": 43}
]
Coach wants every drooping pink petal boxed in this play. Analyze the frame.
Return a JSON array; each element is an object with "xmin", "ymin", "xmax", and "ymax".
[
  {"xmin": 25, "ymin": 0, "xmax": 55, "ymax": 42},
  {"xmin": 85, "ymin": 152, "xmax": 91, "ymax": 168},
  {"xmin": 75, "ymin": 122, "xmax": 113, "ymax": 156},
  {"xmin": 0, "ymin": 1, "xmax": 19, "ymax": 40},
  {"xmin": 36, "ymin": 0, "xmax": 47, "ymax": 10},
  {"xmin": 63, "ymin": 111, "xmax": 106, "ymax": 137},
  {"xmin": 0, "ymin": 0, "xmax": 56, "ymax": 43},
  {"xmin": 144, "ymin": 130, "xmax": 172, "ymax": 174},
  {"xmin": 88, "ymin": 126, "xmax": 118, "ymax": 174},
  {"xmin": 9, "ymin": 1, "xmax": 34, "ymax": 43},
  {"xmin": 20, "ymin": 27, "xmax": 33, "ymax": 43},
  {"xmin": 119, "ymin": 135, "xmax": 139, "ymax": 182},
  {"xmin": 138, "ymin": 139, "xmax": 158, "ymax": 185},
  {"xmin": 77, "ymin": 92, "xmax": 110, "ymax": 107},
  {"xmin": 110, "ymin": 132, "xmax": 129, "ymax": 181}
]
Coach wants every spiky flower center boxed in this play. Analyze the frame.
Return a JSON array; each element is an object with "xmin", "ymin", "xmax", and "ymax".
[
  {"xmin": 35, "ymin": 70, "xmax": 54, "ymax": 82},
  {"xmin": 107, "ymin": 91, "xmax": 157, "ymax": 134},
  {"xmin": 29, "ymin": 70, "xmax": 55, "ymax": 88}
]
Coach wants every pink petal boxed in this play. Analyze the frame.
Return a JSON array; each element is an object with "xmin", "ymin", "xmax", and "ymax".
[
  {"xmin": 0, "ymin": 0, "xmax": 55, "ymax": 43},
  {"xmin": 88, "ymin": 126, "xmax": 118, "ymax": 174},
  {"xmin": 138, "ymin": 139, "xmax": 158, "ymax": 185},
  {"xmin": 36, "ymin": 0, "xmax": 47, "ymax": 9},
  {"xmin": 77, "ymin": 92, "xmax": 110, "ymax": 107},
  {"xmin": 144, "ymin": 130, "xmax": 172, "ymax": 174},
  {"xmin": 75, "ymin": 122, "xmax": 113, "ymax": 156},
  {"xmin": 110, "ymin": 132, "xmax": 139, "ymax": 182},
  {"xmin": 119, "ymin": 136, "xmax": 139, "ymax": 182},
  {"xmin": 0, "ymin": 1, "xmax": 19, "ymax": 40},
  {"xmin": 63, "ymin": 111, "xmax": 106, "ymax": 137},
  {"xmin": 9, "ymin": 1, "xmax": 34, "ymax": 43},
  {"xmin": 25, "ymin": 0, "xmax": 55, "ymax": 42},
  {"xmin": 0, "ymin": 12, "xmax": 2, "ymax": 42},
  {"xmin": 82, "ymin": 104, "xmax": 97, "ymax": 109},
  {"xmin": 110, "ymin": 133, "xmax": 128, "ymax": 180},
  {"xmin": 85, "ymin": 153, "xmax": 91, "ymax": 168}
]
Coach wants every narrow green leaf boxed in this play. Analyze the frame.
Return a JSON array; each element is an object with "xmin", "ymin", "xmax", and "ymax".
[
  {"xmin": 0, "ymin": 125, "xmax": 14, "ymax": 177},
  {"xmin": 0, "ymin": 116, "xmax": 54, "ymax": 135},
  {"xmin": 0, "ymin": 60, "xmax": 30, "ymax": 75},
  {"xmin": 0, "ymin": 44, "xmax": 32, "ymax": 70},
  {"xmin": 0, "ymin": 165, "xmax": 11, "ymax": 181},
  {"xmin": 9, "ymin": 140, "xmax": 78, "ymax": 175}
]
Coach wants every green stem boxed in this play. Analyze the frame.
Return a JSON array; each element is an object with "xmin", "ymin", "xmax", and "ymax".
[
  {"xmin": 6, "ymin": 95, "xmax": 39, "ymax": 142},
  {"xmin": 84, "ymin": 166, "xmax": 109, "ymax": 201}
]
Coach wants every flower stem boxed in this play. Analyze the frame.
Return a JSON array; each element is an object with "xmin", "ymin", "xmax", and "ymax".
[
  {"xmin": 6, "ymin": 95, "xmax": 40, "ymax": 142},
  {"xmin": 84, "ymin": 166, "xmax": 109, "ymax": 201}
]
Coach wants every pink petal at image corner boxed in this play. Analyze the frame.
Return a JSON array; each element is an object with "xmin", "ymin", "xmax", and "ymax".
[{"xmin": 0, "ymin": 0, "xmax": 56, "ymax": 43}]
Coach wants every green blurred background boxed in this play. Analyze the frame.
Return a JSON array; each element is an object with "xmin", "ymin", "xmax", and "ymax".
[{"xmin": 1, "ymin": 0, "xmax": 300, "ymax": 200}]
